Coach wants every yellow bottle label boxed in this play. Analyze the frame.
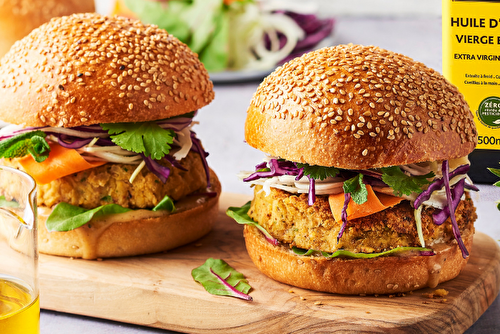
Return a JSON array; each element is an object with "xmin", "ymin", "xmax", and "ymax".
[{"xmin": 442, "ymin": 0, "xmax": 500, "ymax": 149}]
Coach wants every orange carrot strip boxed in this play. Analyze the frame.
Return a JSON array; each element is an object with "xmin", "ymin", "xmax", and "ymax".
[
  {"xmin": 328, "ymin": 185, "xmax": 403, "ymax": 222},
  {"xmin": 18, "ymin": 143, "xmax": 106, "ymax": 184}
]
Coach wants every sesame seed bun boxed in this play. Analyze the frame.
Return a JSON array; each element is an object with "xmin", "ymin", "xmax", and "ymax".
[
  {"xmin": 241, "ymin": 44, "xmax": 478, "ymax": 295},
  {"xmin": 0, "ymin": 13, "xmax": 214, "ymax": 127},
  {"xmin": 245, "ymin": 44, "xmax": 477, "ymax": 169},
  {"xmin": 244, "ymin": 224, "xmax": 473, "ymax": 295},
  {"xmin": 0, "ymin": 0, "xmax": 95, "ymax": 58}
]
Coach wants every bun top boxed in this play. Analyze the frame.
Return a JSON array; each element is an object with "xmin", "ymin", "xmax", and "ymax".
[
  {"xmin": 0, "ymin": 0, "xmax": 95, "ymax": 58},
  {"xmin": 245, "ymin": 44, "xmax": 477, "ymax": 169},
  {"xmin": 0, "ymin": 13, "xmax": 214, "ymax": 127}
]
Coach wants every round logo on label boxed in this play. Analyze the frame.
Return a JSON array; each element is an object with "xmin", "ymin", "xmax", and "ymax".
[{"xmin": 477, "ymin": 96, "xmax": 500, "ymax": 129}]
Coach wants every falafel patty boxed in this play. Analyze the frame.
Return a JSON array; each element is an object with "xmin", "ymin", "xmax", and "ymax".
[
  {"xmin": 3, "ymin": 151, "xmax": 207, "ymax": 209},
  {"xmin": 248, "ymin": 185, "xmax": 477, "ymax": 254}
]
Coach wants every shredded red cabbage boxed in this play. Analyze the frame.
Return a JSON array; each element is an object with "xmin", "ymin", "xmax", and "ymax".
[
  {"xmin": 337, "ymin": 192, "xmax": 351, "ymax": 242},
  {"xmin": 243, "ymin": 159, "xmax": 318, "ymax": 203},
  {"xmin": 141, "ymin": 154, "xmax": 170, "ymax": 183},
  {"xmin": 277, "ymin": 12, "xmax": 335, "ymax": 64},
  {"xmin": 164, "ymin": 154, "xmax": 187, "ymax": 171},
  {"xmin": 442, "ymin": 161, "xmax": 469, "ymax": 259},
  {"xmin": 190, "ymin": 132, "xmax": 211, "ymax": 187},
  {"xmin": 432, "ymin": 178, "xmax": 465, "ymax": 225},
  {"xmin": 413, "ymin": 164, "xmax": 473, "ymax": 209}
]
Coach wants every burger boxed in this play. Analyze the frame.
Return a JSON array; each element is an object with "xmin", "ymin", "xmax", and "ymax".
[
  {"xmin": 0, "ymin": 13, "xmax": 220, "ymax": 260},
  {"xmin": 228, "ymin": 44, "xmax": 478, "ymax": 295},
  {"xmin": 0, "ymin": 0, "xmax": 95, "ymax": 57}
]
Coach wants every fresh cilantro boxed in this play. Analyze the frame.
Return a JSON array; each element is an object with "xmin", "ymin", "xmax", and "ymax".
[
  {"xmin": 100, "ymin": 122, "xmax": 175, "ymax": 160},
  {"xmin": 381, "ymin": 166, "xmax": 435, "ymax": 197},
  {"xmin": 0, "ymin": 131, "xmax": 50, "ymax": 163},
  {"xmin": 296, "ymin": 163, "xmax": 340, "ymax": 180},
  {"xmin": 343, "ymin": 174, "xmax": 368, "ymax": 204}
]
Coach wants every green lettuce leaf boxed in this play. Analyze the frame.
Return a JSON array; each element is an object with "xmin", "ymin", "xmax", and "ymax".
[
  {"xmin": 47, "ymin": 193, "xmax": 177, "ymax": 232},
  {"xmin": 0, "ymin": 195, "xmax": 19, "ymax": 208},
  {"xmin": 46, "ymin": 202, "xmax": 132, "ymax": 232},
  {"xmin": 226, "ymin": 201, "xmax": 278, "ymax": 244},
  {"xmin": 152, "ymin": 195, "xmax": 175, "ymax": 212},
  {"xmin": 191, "ymin": 258, "xmax": 252, "ymax": 301},
  {"xmin": 296, "ymin": 163, "xmax": 340, "ymax": 180},
  {"xmin": 381, "ymin": 166, "xmax": 434, "ymax": 197},
  {"xmin": 343, "ymin": 174, "xmax": 368, "ymax": 204},
  {"xmin": 321, "ymin": 246, "xmax": 434, "ymax": 259},
  {"xmin": 292, "ymin": 246, "xmax": 315, "ymax": 256},
  {"xmin": 100, "ymin": 122, "xmax": 175, "ymax": 160},
  {"xmin": 0, "ymin": 130, "xmax": 50, "ymax": 163}
]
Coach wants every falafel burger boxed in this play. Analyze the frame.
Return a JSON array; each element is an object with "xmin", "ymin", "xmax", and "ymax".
[
  {"xmin": 0, "ymin": 13, "xmax": 220, "ymax": 259},
  {"xmin": 227, "ymin": 44, "xmax": 478, "ymax": 295}
]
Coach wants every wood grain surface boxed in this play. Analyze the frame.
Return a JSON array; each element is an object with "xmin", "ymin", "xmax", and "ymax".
[{"xmin": 39, "ymin": 192, "xmax": 500, "ymax": 334}]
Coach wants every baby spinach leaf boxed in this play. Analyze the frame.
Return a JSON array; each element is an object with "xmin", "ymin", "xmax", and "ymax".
[
  {"xmin": 192, "ymin": 258, "xmax": 252, "ymax": 301},
  {"xmin": 46, "ymin": 202, "xmax": 131, "ymax": 232},
  {"xmin": 226, "ymin": 201, "xmax": 278, "ymax": 245}
]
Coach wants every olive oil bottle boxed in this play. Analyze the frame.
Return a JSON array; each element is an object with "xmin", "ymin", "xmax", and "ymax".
[{"xmin": 442, "ymin": 0, "xmax": 500, "ymax": 183}]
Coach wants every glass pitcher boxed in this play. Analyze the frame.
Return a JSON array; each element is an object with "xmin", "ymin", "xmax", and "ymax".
[{"xmin": 0, "ymin": 165, "xmax": 39, "ymax": 333}]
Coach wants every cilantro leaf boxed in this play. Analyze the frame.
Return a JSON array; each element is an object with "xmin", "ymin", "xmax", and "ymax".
[
  {"xmin": 381, "ymin": 166, "xmax": 434, "ymax": 197},
  {"xmin": 0, "ymin": 131, "xmax": 50, "ymax": 162},
  {"xmin": 343, "ymin": 174, "xmax": 368, "ymax": 204},
  {"xmin": 191, "ymin": 258, "xmax": 252, "ymax": 301},
  {"xmin": 100, "ymin": 122, "xmax": 175, "ymax": 160},
  {"xmin": 296, "ymin": 163, "xmax": 340, "ymax": 180}
]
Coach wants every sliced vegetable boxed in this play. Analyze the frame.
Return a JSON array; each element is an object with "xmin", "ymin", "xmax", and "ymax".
[
  {"xmin": 432, "ymin": 178, "xmax": 466, "ymax": 225},
  {"xmin": 414, "ymin": 205, "xmax": 425, "ymax": 247},
  {"xmin": 329, "ymin": 185, "xmax": 403, "ymax": 223},
  {"xmin": 46, "ymin": 202, "xmax": 132, "ymax": 232},
  {"xmin": 226, "ymin": 201, "xmax": 279, "ymax": 246},
  {"xmin": 442, "ymin": 161, "xmax": 468, "ymax": 259},
  {"xmin": 18, "ymin": 143, "xmax": 106, "ymax": 184},
  {"xmin": 192, "ymin": 258, "xmax": 252, "ymax": 301},
  {"xmin": 413, "ymin": 164, "xmax": 471, "ymax": 208},
  {"xmin": 381, "ymin": 166, "xmax": 434, "ymax": 197}
]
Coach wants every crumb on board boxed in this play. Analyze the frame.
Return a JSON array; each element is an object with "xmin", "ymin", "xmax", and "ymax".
[
  {"xmin": 423, "ymin": 289, "xmax": 449, "ymax": 299},
  {"xmin": 300, "ymin": 296, "xmax": 306, "ymax": 300},
  {"xmin": 288, "ymin": 289, "xmax": 294, "ymax": 294},
  {"xmin": 314, "ymin": 301, "xmax": 323, "ymax": 305}
]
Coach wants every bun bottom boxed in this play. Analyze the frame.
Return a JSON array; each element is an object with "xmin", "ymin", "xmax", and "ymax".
[
  {"xmin": 244, "ymin": 224, "xmax": 474, "ymax": 295},
  {"xmin": 38, "ymin": 171, "xmax": 221, "ymax": 259}
]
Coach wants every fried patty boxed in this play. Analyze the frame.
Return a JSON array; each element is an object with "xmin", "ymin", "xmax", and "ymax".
[
  {"xmin": 3, "ymin": 151, "xmax": 207, "ymax": 209},
  {"xmin": 248, "ymin": 185, "xmax": 477, "ymax": 253}
]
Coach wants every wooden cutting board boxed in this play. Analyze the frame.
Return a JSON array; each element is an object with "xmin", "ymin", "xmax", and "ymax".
[{"xmin": 39, "ymin": 192, "xmax": 500, "ymax": 333}]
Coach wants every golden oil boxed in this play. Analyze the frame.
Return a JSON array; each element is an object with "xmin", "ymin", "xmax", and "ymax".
[
  {"xmin": 0, "ymin": 278, "xmax": 40, "ymax": 334},
  {"xmin": 442, "ymin": 0, "xmax": 500, "ymax": 183}
]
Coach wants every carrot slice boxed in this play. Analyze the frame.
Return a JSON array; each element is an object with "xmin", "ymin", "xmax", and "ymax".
[
  {"xmin": 18, "ymin": 143, "xmax": 106, "ymax": 184},
  {"xmin": 328, "ymin": 185, "xmax": 403, "ymax": 222}
]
